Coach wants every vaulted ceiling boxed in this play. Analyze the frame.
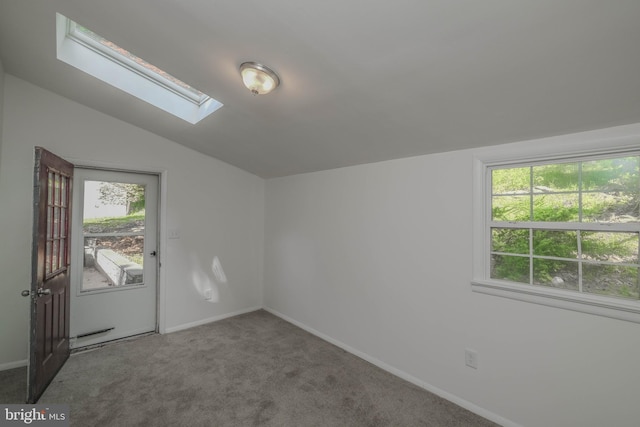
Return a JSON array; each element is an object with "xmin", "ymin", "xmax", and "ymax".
[{"xmin": 1, "ymin": 1, "xmax": 639, "ymax": 178}]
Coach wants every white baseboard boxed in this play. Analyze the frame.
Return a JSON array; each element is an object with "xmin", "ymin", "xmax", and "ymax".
[
  {"xmin": 0, "ymin": 359, "xmax": 27, "ymax": 371},
  {"xmin": 163, "ymin": 306, "xmax": 262, "ymax": 334},
  {"xmin": 264, "ymin": 306, "xmax": 519, "ymax": 427}
]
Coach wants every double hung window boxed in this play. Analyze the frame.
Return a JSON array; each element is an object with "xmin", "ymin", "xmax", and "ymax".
[{"xmin": 472, "ymin": 143, "xmax": 640, "ymax": 323}]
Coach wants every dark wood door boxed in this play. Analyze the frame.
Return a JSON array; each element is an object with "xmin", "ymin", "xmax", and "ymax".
[{"xmin": 28, "ymin": 147, "xmax": 73, "ymax": 403}]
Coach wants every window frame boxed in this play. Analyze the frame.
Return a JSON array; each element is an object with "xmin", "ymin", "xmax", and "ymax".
[
  {"xmin": 55, "ymin": 13, "xmax": 223, "ymax": 124},
  {"xmin": 471, "ymin": 132, "xmax": 640, "ymax": 323}
]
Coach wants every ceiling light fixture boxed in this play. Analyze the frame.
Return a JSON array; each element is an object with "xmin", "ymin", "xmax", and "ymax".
[{"xmin": 239, "ymin": 62, "xmax": 280, "ymax": 95}]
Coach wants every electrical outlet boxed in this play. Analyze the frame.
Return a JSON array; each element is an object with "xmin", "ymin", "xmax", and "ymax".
[
  {"xmin": 204, "ymin": 289, "xmax": 212, "ymax": 300},
  {"xmin": 465, "ymin": 349, "xmax": 478, "ymax": 369}
]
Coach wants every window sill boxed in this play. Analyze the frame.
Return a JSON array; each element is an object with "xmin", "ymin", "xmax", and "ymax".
[{"xmin": 471, "ymin": 279, "xmax": 640, "ymax": 324}]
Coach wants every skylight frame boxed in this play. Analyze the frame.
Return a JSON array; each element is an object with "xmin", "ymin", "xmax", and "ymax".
[
  {"xmin": 66, "ymin": 20, "xmax": 210, "ymax": 106},
  {"xmin": 55, "ymin": 14, "xmax": 222, "ymax": 124}
]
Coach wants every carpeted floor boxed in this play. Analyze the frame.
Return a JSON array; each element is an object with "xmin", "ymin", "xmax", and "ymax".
[
  {"xmin": 0, "ymin": 366, "xmax": 26, "ymax": 403},
  {"xmin": 36, "ymin": 310, "xmax": 497, "ymax": 426}
]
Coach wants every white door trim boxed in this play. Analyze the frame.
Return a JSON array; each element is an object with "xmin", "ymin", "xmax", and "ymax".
[{"xmin": 55, "ymin": 156, "xmax": 169, "ymax": 335}]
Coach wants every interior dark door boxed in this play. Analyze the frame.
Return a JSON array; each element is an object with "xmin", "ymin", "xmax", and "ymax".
[{"xmin": 27, "ymin": 147, "xmax": 73, "ymax": 403}]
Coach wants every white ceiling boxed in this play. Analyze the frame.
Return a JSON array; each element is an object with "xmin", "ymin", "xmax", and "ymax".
[{"xmin": 1, "ymin": 1, "xmax": 639, "ymax": 178}]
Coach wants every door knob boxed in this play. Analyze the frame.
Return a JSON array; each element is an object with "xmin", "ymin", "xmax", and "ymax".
[
  {"xmin": 21, "ymin": 290, "xmax": 31, "ymax": 297},
  {"xmin": 37, "ymin": 288, "xmax": 51, "ymax": 297},
  {"xmin": 150, "ymin": 250, "xmax": 157, "ymax": 256}
]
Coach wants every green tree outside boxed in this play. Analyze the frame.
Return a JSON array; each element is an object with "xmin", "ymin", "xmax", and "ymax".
[{"xmin": 491, "ymin": 156, "xmax": 640, "ymax": 299}]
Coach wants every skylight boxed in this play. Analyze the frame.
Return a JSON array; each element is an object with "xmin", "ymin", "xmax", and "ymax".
[{"xmin": 55, "ymin": 14, "xmax": 222, "ymax": 124}]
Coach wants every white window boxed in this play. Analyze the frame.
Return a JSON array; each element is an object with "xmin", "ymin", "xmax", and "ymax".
[
  {"xmin": 55, "ymin": 14, "xmax": 222, "ymax": 124},
  {"xmin": 472, "ymin": 133, "xmax": 640, "ymax": 323}
]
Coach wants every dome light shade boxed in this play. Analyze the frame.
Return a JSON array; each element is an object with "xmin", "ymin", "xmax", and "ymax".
[{"xmin": 240, "ymin": 62, "xmax": 280, "ymax": 95}]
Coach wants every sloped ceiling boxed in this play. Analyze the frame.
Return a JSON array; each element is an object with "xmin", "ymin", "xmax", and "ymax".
[{"xmin": 1, "ymin": 0, "xmax": 639, "ymax": 178}]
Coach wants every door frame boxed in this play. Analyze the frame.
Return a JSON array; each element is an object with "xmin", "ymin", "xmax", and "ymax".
[
  {"xmin": 70, "ymin": 167, "xmax": 160, "ymax": 348},
  {"xmin": 63, "ymin": 158, "xmax": 168, "ymax": 335}
]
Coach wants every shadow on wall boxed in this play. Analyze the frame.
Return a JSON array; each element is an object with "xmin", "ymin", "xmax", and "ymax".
[{"xmin": 190, "ymin": 255, "xmax": 228, "ymax": 303}]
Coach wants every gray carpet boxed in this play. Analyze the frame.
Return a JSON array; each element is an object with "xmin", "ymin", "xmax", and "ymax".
[
  {"xmin": 0, "ymin": 366, "xmax": 26, "ymax": 403},
  {"xmin": 38, "ymin": 310, "xmax": 497, "ymax": 426}
]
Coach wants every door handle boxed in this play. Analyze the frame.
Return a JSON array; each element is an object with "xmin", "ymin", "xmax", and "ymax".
[
  {"xmin": 150, "ymin": 251, "xmax": 157, "ymax": 257},
  {"xmin": 37, "ymin": 288, "xmax": 51, "ymax": 297},
  {"xmin": 22, "ymin": 288, "xmax": 51, "ymax": 297}
]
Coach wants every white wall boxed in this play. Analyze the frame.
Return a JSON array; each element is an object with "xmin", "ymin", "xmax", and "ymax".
[
  {"xmin": 0, "ymin": 75, "xmax": 264, "ymax": 367},
  {"xmin": 0, "ymin": 58, "xmax": 4, "ymax": 168},
  {"xmin": 264, "ymin": 124, "xmax": 640, "ymax": 427}
]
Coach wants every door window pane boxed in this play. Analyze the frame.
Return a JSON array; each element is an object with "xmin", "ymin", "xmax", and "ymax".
[
  {"xmin": 47, "ymin": 207, "xmax": 53, "ymax": 239},
  {"xmin": 45, "ymin": 241, "xmax": 52, "ymax": 275},
  {"xmin": 53, "ymin": 207, "xmax": 60, "ymax": 239},
  {"xmin": 60, "ymin": 208, "xmax": 66, "ymax": 238},
  {"xmin": 44, "ymin": 171, "xmax": 71, "ymax": 277},
  {"xmin": 81, "ymin": 181, "xmax": 146, "ymax": 291},
  {"xmin": 60, "ymin": 237, "xmax": 66, "ymax": 267},
  {"xmin": 48, "ymin": 171, "xmax": 54, "ymax": 204},
  {"xmin": 61, "ymin": 176, "xmax": 67, "ymax": 207},
  {"xmin": 52, "ymin": 239, "xmax": 59, "ymax": 272},
  {"xmin": 54, "ymin": 173, "xmax": 61, "ymax": 205}
]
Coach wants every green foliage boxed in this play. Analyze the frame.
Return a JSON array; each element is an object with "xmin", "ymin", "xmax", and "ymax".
[
  {"xmin": 532, "ymin": 198, "xmax": 578, "ymax": 222},
  {"xmin": 492, "ymin": 167, "xmax": 529, "ymax": 194},
  {"xmin": 532, "ymin": 230, "xmax": 576, "ymax": 281},
  {"xmin": 492, "ymin": 229, "xmax": 529, "ymax": 254},
  {"xmin": 127, "ymin": 253, "xmax": 144, "ymax": 265},
  {"xmin": 533, "ymin": 163, "xmax": 578, "ymax": 190},
  {"xmin": 83, "ymin": 212, "xmax": 145, "ymax": 229},
  {"xmin": 581, "ymin": 232, "xmax": 637, "ymax": 262},
  {"xmin": 492, "ymin": 229, "xmax": 578, "ymax": 282},
  {"xmin": 492, "ymin": 196, "xmax": 530, "ymax": 221},
  {"xmin": 83, "ymin": 213, "xmax": 145, "ymax": 267},
  {"xmin": 492, "ymin": 156, "xmax": 640, "ymax": 223},
  {"xmin": 582, "ymin": 156, "xmax": 639, "ymax": 190},
  {"xmin": 618, "ymin": 285, "xmax": 635, "ymax": 299},
  {"xmin": 492, "ymin": 254, "xmax": 529, "ymax": 283},
  {"xmin": 491, "ymin": 156, "xmax": 640, "ymax": 293},
  {"xmin": 582, "ymin": 264, "xmax": 639, "ymax": 299},
  {"xmin": 98, "ymin": 182, "xmax": 145, "ymax": 214}
]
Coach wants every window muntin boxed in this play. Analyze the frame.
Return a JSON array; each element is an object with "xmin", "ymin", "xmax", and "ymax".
[
  {"xmin": 489, "ymin": 155, "xmax": 640, "ymax": 301},
  {"xmin": 45, "ymin": 168, "xmax": 71, "ymax": 277}
]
